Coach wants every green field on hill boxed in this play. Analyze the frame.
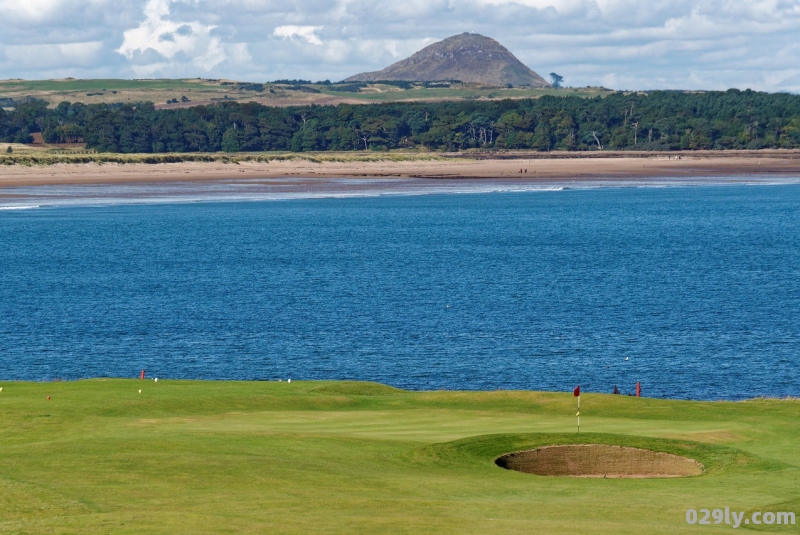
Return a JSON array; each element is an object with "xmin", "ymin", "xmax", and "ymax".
[
  {"xmin": 0, "ymin": 380, "xmax": 797, "ymax": 534},
  {"xmin": 0, "ymin": 78, "xmax": 609, "ymax": 109},
  {"xmin": 0, "ymin": 79, "xmax": 200, "ymax": 92},
  {"xmin": 318, "ymin": 85, "xmax": 600, "ymax": 102}
]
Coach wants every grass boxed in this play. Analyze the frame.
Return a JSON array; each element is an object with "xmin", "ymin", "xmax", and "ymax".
[
  {"xmin": 2, "ymin": 144, "xmax": 798, "ymax": 168},
  {"xmin": 0, "ymin": 148, "xmax": 446, "ymax": 166},
  {"xmin": 0, "ymin": 79, "xmax": 208, "ymax": 92},
  {"xmin": 0, "ymin": 78, "xmax": 611, "ymax": 109},
  {"xmin": 315, "ymin": 85, "xmax": 606, "ymax": 102},
  {"xmin": 0, "ymin": 380, "xmax": 797, "ymax": 534},
  {"xmin": 0, "ymin": 79, "xmax": 227, "ymax": 108}
]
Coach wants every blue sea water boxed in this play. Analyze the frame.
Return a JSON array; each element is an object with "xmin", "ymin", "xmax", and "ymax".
[{"xmin": 1, "ymin": 184, "xmax": 798, "ymax": 400}]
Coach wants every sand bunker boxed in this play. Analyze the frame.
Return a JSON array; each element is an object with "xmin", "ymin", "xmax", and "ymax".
[{"xmin": 495, "ymin": 444, "xmax": 703, "ymax": 478}]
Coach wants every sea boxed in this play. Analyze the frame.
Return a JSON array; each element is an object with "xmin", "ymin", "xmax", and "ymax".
[{"xmin": 1, "ymin": 177, "xmax": 799, "ymax": 400}]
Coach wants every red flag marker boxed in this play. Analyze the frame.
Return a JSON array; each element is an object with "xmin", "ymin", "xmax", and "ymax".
[
  {"xmin": 140, "ymin": 370, "xmax": 145, "ymax": 380},
  {"xmin": 636, "ymin": 382, "xmax": 641, "ymax": 397},
  {"xmin": 573, "ymin": 386, "xmax": 580, "ymax": 397},
  {"xmin": 573, "ymin": 386, "xmax": 581, "ymax": 433}
]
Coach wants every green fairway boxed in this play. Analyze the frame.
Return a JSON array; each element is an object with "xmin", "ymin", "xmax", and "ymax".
[{"xmin": 0, "ymin": 380, "xmax": 797, "ymax": 534}]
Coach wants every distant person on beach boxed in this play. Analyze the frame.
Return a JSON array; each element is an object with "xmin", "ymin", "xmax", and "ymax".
[{"xmin": 613, "ymin": 385, "xmax": 620, "ymax": 395}]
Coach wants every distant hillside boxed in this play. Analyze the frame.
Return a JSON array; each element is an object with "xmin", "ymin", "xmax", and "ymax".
[
  {"xmin": 345, "ymin": 33, "xmax": 550, "ymax": 88},
  {"xmin": 0, "ymin": 78, "xmax": 602, "ymax": 111}
]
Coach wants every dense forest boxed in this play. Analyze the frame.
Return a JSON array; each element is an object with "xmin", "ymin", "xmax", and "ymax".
[{"xmin": 2, "ymin": 89, "xmax": 800, "ymax": 152}]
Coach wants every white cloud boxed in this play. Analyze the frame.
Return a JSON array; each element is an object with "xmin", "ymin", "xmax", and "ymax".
[
  {"xmin": 1, "ymin": 0, "xmax": 799, "ymax": 91},
  {"xmin": 2, "ymin": 41, "xmax": 103, "ymax": 68},
  {"xmin": 116, "ymin": 0, "xmax": 228, "ymax": 75},
  {"xmin": 0, "ymin": 0, "xmax": 64, "ymax": 21},
  {"xmin": 273, "ymin": 25, "xmax": 323, "ymax": 46},
  {"xmin": 224, "ymin": 42, "xmax": 252, "ymax": 65},
  {"xmin": 472, "ymin": 0, "xmax": 586, "ymax": 14}
]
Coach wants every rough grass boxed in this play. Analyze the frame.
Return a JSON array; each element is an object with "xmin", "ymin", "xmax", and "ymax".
[
  {"xmin": 0, "ymin": 78, "xmax": 611, "ymax": 109},
  {"xmin": 0, "ymin": 79, "xmax": 209, "ymax": 92},
  {"xmin": 316, "ymin": 85, "xmax": 607, "ymax": 102},
  {"xmin": 0, "ymin": 149, "xmax": 445, "ymax": 166},
  {"xmin": 0, "ymin": 380, "xmax": 797, "ymax": 534}
]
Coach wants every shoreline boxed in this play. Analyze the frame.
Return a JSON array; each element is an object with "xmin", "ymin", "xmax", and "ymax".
[
  {"xmin": 3, "ymin": 153, "xmax": 800, "ymax": 188},
  {"xmin": 0, "ymin": 376, "xmax": 800, "ymax": 406}
]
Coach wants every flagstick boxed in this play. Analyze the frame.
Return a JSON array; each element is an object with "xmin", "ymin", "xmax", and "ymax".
[{"xmin": 577, "ymin": 394, "xmax": 580, "ymax": 434}]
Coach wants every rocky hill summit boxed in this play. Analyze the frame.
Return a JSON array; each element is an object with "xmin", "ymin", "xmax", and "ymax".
[{"xmin": 345, "ymin": 33, "xmax": 549, "ymax": 87}]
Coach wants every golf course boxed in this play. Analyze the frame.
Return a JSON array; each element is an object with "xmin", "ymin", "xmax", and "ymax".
[
  {"xmin": 0, "ymin": 78, "xmax": 607, "ymax": 110},
  {"xmin": 0, "ymin": 380, "xmax": 797, "ymax": 534}
]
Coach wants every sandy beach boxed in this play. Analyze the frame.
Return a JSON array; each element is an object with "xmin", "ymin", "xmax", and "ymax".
[{"xmin": 2, "ymin": 153, "xmax": 800, "ymax": 189}]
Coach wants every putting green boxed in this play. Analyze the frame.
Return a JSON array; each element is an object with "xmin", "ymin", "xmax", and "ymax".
[{"xmin": 0, "ymin": 380, "xmax": 797, "ymax": 534}]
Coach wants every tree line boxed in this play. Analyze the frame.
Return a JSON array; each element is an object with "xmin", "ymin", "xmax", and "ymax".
[{"xmin": 2, "ymin": 89, "xmax": 800, "ymax": 152}]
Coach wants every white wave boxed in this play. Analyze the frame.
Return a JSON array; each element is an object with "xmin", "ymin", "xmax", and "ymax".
[{"xmin": 1, "ymin": 178, "xmax": 798, "ymax": 210}]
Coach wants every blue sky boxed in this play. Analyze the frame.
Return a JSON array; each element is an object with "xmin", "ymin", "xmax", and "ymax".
[{"xmin": 1, "ymin": 0, "xmax": 799, "ymax": 91}]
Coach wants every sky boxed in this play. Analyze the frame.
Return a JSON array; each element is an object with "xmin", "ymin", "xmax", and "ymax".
[{"xmin": 1, "ymin": 0, "xmax": 799, "ymax": 92}]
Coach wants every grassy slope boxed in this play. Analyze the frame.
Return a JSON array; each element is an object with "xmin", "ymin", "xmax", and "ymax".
[
  {"xmin": 0, "ymin": 78, "xmax": 608, "ymax": 108},
  {"xmin": 315, "ymin": 85, "xmax": 601, "ymax": 102},
  {"xmin": 0, "ymin": 79, "xmax": 203, "ymax": 92},
  {"xmin": 0, "ymin": 380, "xmax": 797, "ymax": 534},
  {"xmin": 0, "ymin": 79, "xmax": 224, "ymax": 108},
  {"xmin": 0, "ymin": 148, "xmax": 445, "ymax": 166}
]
